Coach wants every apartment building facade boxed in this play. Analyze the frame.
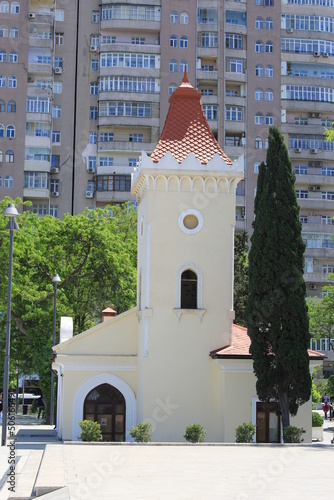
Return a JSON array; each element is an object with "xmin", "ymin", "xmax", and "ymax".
[{"xmin": 0, "ymin": 0, "xmax": 334, "ymax": 295}]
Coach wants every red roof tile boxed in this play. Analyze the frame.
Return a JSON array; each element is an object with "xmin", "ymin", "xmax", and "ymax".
[
  {"xmin": 210, "ymin": 324, "xmax": 326, "ymax": 360},
  {"xmin": 150, "ymin": 70, "xmax": 233, "ymax": 166}
]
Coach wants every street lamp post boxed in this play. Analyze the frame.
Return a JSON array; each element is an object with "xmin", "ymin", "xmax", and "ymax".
[
  {"xmin": 50, "ymin": 273, "xmax": 61, "ymax": 427},
  {"xmin": 1, "ymin": 204, "xmax": 19, "ymax": 447}
]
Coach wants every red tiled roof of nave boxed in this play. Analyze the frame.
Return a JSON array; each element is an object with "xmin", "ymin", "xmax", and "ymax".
[
  {"xmin": 210, "ymin": 324, "xmax": 325, "ymax": 359},
  {"xmin": 150, "ymin": 70, "xmax": 233, "ymax": 166}
]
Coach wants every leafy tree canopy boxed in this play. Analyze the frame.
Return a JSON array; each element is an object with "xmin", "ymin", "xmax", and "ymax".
[{"xmin": 234, "ymin": 231, "xmax": 249, "ymax": 326}]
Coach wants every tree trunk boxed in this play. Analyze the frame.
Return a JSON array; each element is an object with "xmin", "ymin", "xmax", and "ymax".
[{"xmin": 279, "ymin": 391, "xmax": 290, "ymax": 431}]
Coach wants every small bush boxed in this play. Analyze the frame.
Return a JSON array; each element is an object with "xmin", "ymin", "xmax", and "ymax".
[
  {"xmin": 283, "ymin": 426, "xmax": 305, "ymax": 443},
  {"xmin": 312, "ymin": 412, "xmax": 324, "ymax": 428},
  {"xmin": 312, "ymin": 383, "xmax": 321, "ymax": 404},
  {"xmin": 78, "ymin": 420, "xmax": 103, "ymax": 442},
  {"xmin": 184, "ymin": 424, "xmax": 206, "ymax": 443},
  {"xmin": 129, "ymin": 423, "xmax": 152, "ymax": 442},
  {"xmin": 235, "ymin": 422, "xmax": 256, "ymax": 443}
]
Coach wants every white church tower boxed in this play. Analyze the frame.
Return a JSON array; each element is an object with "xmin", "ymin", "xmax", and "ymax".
[{"xmin": 132, "ymin": 72, "xmax": 244, "ymax": 441}]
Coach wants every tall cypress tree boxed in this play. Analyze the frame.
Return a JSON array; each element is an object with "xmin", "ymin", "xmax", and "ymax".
[{"xmin": 246, "ymin": 126, "xmax": 311, "ymax": 429}]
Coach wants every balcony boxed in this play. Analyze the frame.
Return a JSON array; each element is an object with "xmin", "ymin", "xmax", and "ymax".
[
  {"xmin": 298, "ymin": 197, "xmax": 334, "ymax": 211},
  {"xmin": 99, "ymin": 66, "xmax": 160, "ymax": 79},
  {"xmin": 25, "ymin": 136, "xmax": 51, "ymax": 148},
  {"xmin": 96, "ymin": 191, "xmax": 135, "ymax": 204},
  {"xmin": 23, "ymin": 187, "xmax": 50, "ymax": 199},
  {"xmin": 24, "ymin": 160, "xmax": 50, "ymax": 172},
  {"xmin": 98, "ymin": 140, "xmax": 157, "ymax": 153},
  {"xmin": 98, "ymin": 116, "xmax": 159, "ymax": 128},
  {"xmin": 29, "ymin": 37, "xmax": 53, "ymax": 50},
  {"xmin": 27, "ymin": 62, "xmax": 52, "ymax": 76},
  {"xmin": 196, "ymin": 69, "xmax": 218, "ymax": 82},
  {"xmin": 295, "ymin": 174, "xmax": 334, "ymax": 187},
  {"xmin": 225, "ymin": 72, "xmax": 246, "ymax": 84},
  {"xmin": 100, "ymin": 41, "xmax": 160, "ymax": 54},
  {"xmin": 101, "ymin": 18, "xmax": 160, "ymax": 32},
  {"xmin": 98, "ymin": 91, "xmax": 160, "ymax": 103}
]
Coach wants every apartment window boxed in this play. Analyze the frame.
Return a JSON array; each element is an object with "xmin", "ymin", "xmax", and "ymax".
[
  {"xmin": 90, "ymin": 106, "xmax": 98, "ymax": 120},
  {"xmin": 9, "ymin": 51, "xmax": 17, "ymax": 63},
  {"xmin": 97, "ymin": 174, "xmax": 131, "ymax": 192},
  {"xmin": 0, "ymin": 50, "xmax": 6, "ymax": 62},
  {"xmin": 265, "ymin": 89, "xmax": 274, "ymax": 101},
  {"xmin": 256, "ymin": 0, "xmax": 264, "ymax": 4},
  {"xmin": 296, "ymin": 190, "xmax": 308, "ymax": 199},
  {"xmin": 201, "ymin": 32, "xmax": 218, "ymax": 48},
  {"xmin": 300, "ymin": 216, "xmax": 308, "ymax": 224},
  {"xmin": 0, "ymin": 124, "xmax": 3, "ymax": 137},
  {"xmin": 91, "ymin": 59, "xmax": 99, "ymax": 72},
  {"xmin": 55, "ymin": 57, "xmax": 63, "ymax": 69},
  {"xmin": 255, "ymin": 137, "xmax": 263, "ymax": 149},
  {"xmin": 52, "ymin": 130, "xmax": 61, "ymax": 143},
  {"xmin": 51, "ymin": 155, "xmax": 60, "ymax": 169},
  {"xmin": 92, "ymin": 11, "xmax": 100, "ymax": 23},
  {"xmin": 322, "ymin": 191, "xmax": 334, "ymax": 200},
  {"xmin": 170, "ymin": 11, "xmax": 178, "ymax": 23},
  {"xmin": 128, "ymin": 158, "xmax": 137, "ymax": 167},
  {"xmin": 254, "ymin": 162, "xmax": 260, "ymax": 173},
  {"xmin": 255, "ymin": 65, "xmax": 264, "ymax": 77},
  {"xmin": 265, "ymin": 113, "xmax": 274, "ymax": 125},
  {"xmin": 55, "ymin": 33, "xmax": 64, "ymax": 45},
  {"xmin": 265, "ymin": 65, "xmax": 273, "ymax": 78},
  {"xmin": 4, "ymin": 175, "xmax": 13, "ymax": 188},
  {"xmin": 0, "ymin": 75, "xmax": 5, "ymax": 87},
  {"xmin": 6, "ymin": 124, "xmax": 15, "ymax": 138},
  {"xmin": 265, "ymin": 138, "xmax": 269, "ymax": 149},
  {"xmin": 90, "ymin": 82, "xmax": 98, "ymax": 95},
  {"xmin": 226, "ymin": 106, "xmax": 243, "ymax": 121},
  {"xmin": 322, "ymin": 215, "xmax": 334, "ymax": 225},
  {"xmin": 50, "ymin": 205, "xmax": 58, "ymax": 218},
  {"xmin": 24, "ymin": 172, "xmax": 48, "ymax": 189},
  {"xmin": 226, "ymin": 34, "xmax": 242, "ymax": 49},
  {"xmin": 230, "ymin": 59, "xmax": 243, "ymax": 73},
  {"xmin": 91, "ymin": 35, "xmax": 100, "ymax": 48},
  {"xmin": 129, "ymin": 134, "xmax": 143, "ymax": 142},
  {"xmin": 32, "ymin": 204, "xmax": 47, "ymax": 216},
  {"xmin": 295, "ymin": 165, "xmax": 308, "ymax": 174},
  {"xmin": 266, "ymin": 41, "xmax": 274, "ymax": 53},
  {"xmin": 180, "ymin": 12, "xmax": 189, "ymax": 25},
  {"xmin": 0, "ymin": 99, "xmax": 4, "ymax": 111},
  {"xmin": 255, "ymin": 113, "xmax": 264, "ymax": 125},
  {"xmin": 180, "ymin": 36, "xmax": 188, "ymax": 48},
  {"xmin": 0, "ymin": 25, "xmax": 8, "ymax": 38},
  {"xmin": 180, "ymin": 60, "xmax": 188, "ymax": 72},
  {"xmin": 6, "ymin": 150, "xmax": 14, "ymax": 162},
  {"xmin": 323, "ymin": 264, "xmax": 334, "ymax": 274},
  {"xmin": 169, "ymin": 60, "xmax": 177, "ymax": 72},
  {"xmin": 322, "ymin": 167, "xmax": 334, "ymax": 176},
  {"xmin": 266, "ymin": 18, "xmax": 274, "ymax": 30},
  {"xmin": 255, "ymin": 17, "xmax": 264, "ymax": 29},
  {"xmin": 55, "ymin": 9, "xmax": 64, "ymax": 21},
  {"xmin": 99, "ymin": 132, "xmax": 114, "ymax": 142},
  {"xmin": 99, "ymin": 157, "xmax": 113, "ymax": 167},
  {"xmin": 255, "ymin": 88, "xmax": 263, "ymax": 100},
  {"xmin": 265, "ymin": 0, "xmax": 274, "ymax": 5},
  {"xmin": 89, "ymin": 132, "xmax": 97, "ymax": 144},
  {"xmin": 201, "ymin": 89, "xmax": 213, "ymax": 96},
  {"xmin": 169, "ymin": 84, "xmax": 176, "ymax": 96},
  {"xmin": 203, "ymin": 105, "xmax": 218, "ymax": 120},
  {"xmin": 0, "ymin": 2, "xmax": 9, "ymax": 13},
  {"xmin": 88, "ymin": 157, "xmax": 96, "ymax": 171},
  {"xmin": 52, "ymin": 106, "xmax": 61, "ymax": 119},
  {"xmin": 255, "ymin": 41, "xmax": 263, "ymax": 53},
  {"xmin": 50, "ymin": 180, "xmax": 59, "ymax": 193},
  {"xmin": 10, "ymin": 27, "xmax": 18, "ymax": 39},
  {"xmin": 170, "ymin": 35, "xmax": 178, "ymax": 48},
  {"xmin": 132, "ymin": 37, "xmax": 145, "ymax": 45},
  {"xmin": 100, "ymin": 53, "xmax": 157, "ymax": 69},
  {"xmin": 53, "ymin": 82, "xmax": 62, "ymax": 94}
]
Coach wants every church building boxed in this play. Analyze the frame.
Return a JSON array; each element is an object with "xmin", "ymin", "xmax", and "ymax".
[{"xmin": 53, "ymin": 74, "xmax": 322, "ymax": 443}]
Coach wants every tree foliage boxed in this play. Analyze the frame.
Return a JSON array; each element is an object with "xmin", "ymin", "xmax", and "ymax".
[
  {"xmin": 0, "ymin": 197, "xmax": 137, "ymax": 418},
  {"xmin": 246, "ymin": 126, "xmax": 311, "ymax": 429},
  {"xmin": 234, "ymin": 231, "xmax": 249, "ymax": 326},
  {"xmin": 307, "ymin": 282, "xmax": 334, "ymax": 350}
]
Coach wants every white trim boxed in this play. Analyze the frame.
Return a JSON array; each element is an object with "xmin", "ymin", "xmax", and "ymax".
[
  {"xmin": 251, "ymin": 396, "xmax": 259, "ymax": 443},
  {"xmin": 178, "ymin": 209, "xmax": 203, "ymax": 235},
  {"xmin": 72, "ymin": 373, "xmax": 136, "ymax": 442},
  {"xmin": 176, "ymin": 262, "xmax": 203, "ymax": 309},
  {"xmin": 61, "ymin": 363, "xmax": 136, "ymax": 371}
]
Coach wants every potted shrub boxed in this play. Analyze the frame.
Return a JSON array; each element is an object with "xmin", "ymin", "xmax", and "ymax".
[
  {"xmin": 283, "ymin": 426, "xmax": 305, "ymax": 443},
  {"xmin": 312, "ymin": 412, "xmax": 324, "ymax": 442},
  {"xmin": 184, "ymin": 424, "xmax": 206, "ymax": 443},
  {"xmin": 235, "ymin": 422, "xmax": 256, "ymax": 443},
  {"xmin": 129, "ymin": 423, "xmax": 152, "ymax": 442},
  {"xmin": 78, "ymin": 420, "xmax": 103, "ymax": 442}
]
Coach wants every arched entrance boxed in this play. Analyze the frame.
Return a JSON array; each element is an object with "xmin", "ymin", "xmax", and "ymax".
[{"xmin": 84, "ymin": 383, "xmax": 125, "ymax": 441}]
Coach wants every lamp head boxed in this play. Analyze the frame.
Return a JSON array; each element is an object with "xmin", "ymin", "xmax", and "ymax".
[
  {"xmin": 4, "ymin": 204, "xmax": 19, "ymax": 218},
  {"xmin": 52, "ymin": 273, "xmax": 61, "ymax": 285}
]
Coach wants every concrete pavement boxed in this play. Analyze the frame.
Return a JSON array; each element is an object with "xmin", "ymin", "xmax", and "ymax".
[{"xmin": 0, "ymin": 413, "xmax": 333, "ymax": 500}]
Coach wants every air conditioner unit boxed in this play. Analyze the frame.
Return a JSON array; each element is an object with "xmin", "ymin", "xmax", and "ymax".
[
  {"xmin": 86, "ymin": 191, "xmax": 94, "ymax": 198},
  {"xmin": 54, "ymin": 67, "xmax": 63, "ymax": 74},
  {"xmin": 323, "ymin": 52, "xmax": 329, "ymax": 58},
  {"xmin": 50, "ymin": 167, "xmax": 59, "ymax": 174},
  {"xmin": 90, "ymin": 45, "xmax": 98, "ymax": 52},
  {"xmin": 308, "ymin": 113, "xmax": 315, "ymax": 118},
  {"xmin": 315, "ymin": 113, "xmax": 321, "ymax": 118},
  {"xmin": 308, "ymin": 162, "xmax": 315, "ymax": 167},
  {"xmin": 295, "ymin": 148, "xmax": 302, "ymax": 153},
  {"xmin": 287, "ymin": 28, "xmax": 294, "ymax": 33},
  {"xmin": 315, "ymin": 162, "xmax": 323, "ymax": 168},
  {"xmin": 52, "ymin": 191, "xmax": 59, "ymax": 197},
  {"xmin": 309, "ymin": 186, "xmax": 315, "ymax": 192},
  {"xmin": 314, "ymin": 51, "xmax": 320, "ymax": 57},
  {"xmin": 88, "ymin": 167, "xmax": 95, "ymax": 173},
  {"xmin": 27, "ymin": 76, "xmax": 34, "ymax": 83},
  {"xmin": 310, "ymin": 148, "xmax": 318, "ymax": 154},
  {"xmin": 316, "ymin": 186, "xmax": 321, "ymax": 191},
  {"xmin": 310, "ymin": 285, "xmax": 317, "ymax": 290},
  {"xmin": 28, "ymin": 13, "xmax": 36, "ymax": 19}
]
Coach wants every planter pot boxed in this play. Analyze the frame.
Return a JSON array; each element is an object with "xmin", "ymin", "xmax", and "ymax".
[{"xmin": 312, "ymin": 426, "xmax": 323, "ymax": 442}]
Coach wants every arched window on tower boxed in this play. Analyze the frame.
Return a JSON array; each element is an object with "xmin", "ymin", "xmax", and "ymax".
[{"xmin": 181, "ymin": 269, "xmax": 197, "ymax": 309}]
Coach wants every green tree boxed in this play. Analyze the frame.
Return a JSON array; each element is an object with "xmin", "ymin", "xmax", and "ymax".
[
  {"xmin": 234, "ymin": 231, "xmax": 249, "ymax": 326},
  {"xmin": 246, "ymin": 126, "xmax": 311, "ymax": 430},
  {"xmin": 0, "ymin": 199, "xmax": 137, "ymax": 418},
  {"xmin": 307, "ymin": 284, "xmax": 334, "ymax": 350},
  {"xmin": 324, "ymin": 123, "xmax": 334, "ymax": 143}
]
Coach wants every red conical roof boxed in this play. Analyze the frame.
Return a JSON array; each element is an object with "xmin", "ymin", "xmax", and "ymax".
[{"xmin": 150, "ymin": 70, "xmax": 232, "ymax": 166}]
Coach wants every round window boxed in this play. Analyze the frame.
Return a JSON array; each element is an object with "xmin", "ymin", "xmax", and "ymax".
[{"xmin": 178, "ymin": 209, "xmax": 203, "ymax": 234}]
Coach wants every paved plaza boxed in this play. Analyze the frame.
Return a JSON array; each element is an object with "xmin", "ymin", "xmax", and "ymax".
[{"xmin": 0, "ymin": 414, "xmax": 333, "ymax": 500}]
